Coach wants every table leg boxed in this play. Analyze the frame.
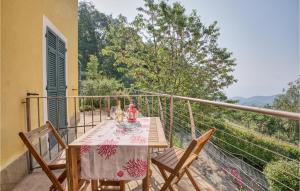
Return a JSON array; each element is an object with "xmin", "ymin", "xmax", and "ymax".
[
  {"xmin": 142, "ymin": 150, "xmax": 151, "ymax": 191},
  {"xmin": 120, "ymin": 181, "xmax": 126, "ymax": 191},
  {"xmin": 67, "ymin": 147, "xmax": 79, "ymax": 191},
  {"xmin": 91, "ymin": 180, "xmax": 98, "ymax": 191}
]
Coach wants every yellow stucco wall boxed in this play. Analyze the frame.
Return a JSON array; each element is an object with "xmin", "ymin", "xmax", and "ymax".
[{"xmin": 1, "ymin": 0, "xmax": 78, "ymax": 169}]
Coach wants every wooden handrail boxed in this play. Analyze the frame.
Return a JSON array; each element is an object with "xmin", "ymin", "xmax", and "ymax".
[
  {"xmin": 131, "ymin": 90, "xmax": 300, "ymax": 121},
  {"xmin": 25, "ymin": 92, "xmax": 300, "ymax": 120},
  {"xmin": 172, "ymin": 95, "xmax": 300, "ymax": 120}
]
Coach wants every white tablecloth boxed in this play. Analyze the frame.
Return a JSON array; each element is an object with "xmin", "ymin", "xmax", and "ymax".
[{"xmin": 74, "ymin": 118, "xmax": 150, "ymax": 180}]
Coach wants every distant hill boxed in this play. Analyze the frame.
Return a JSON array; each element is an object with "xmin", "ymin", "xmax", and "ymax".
[{"xmin": 230, "ymin": 95, "xmax": 279, "ymax": 107}]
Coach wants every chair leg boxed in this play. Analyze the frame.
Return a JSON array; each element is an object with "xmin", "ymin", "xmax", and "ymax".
[
  {"xmin": 186, "ymin": 168, "xmax": 201, "ymax": 191},
  {"xmin": 48, "ymin": 173, "xmax": 65, "ymax": 191},
  {"xmin": 174, "ymin": 169, "xmax": 186, "ymax": 184},
  {"xmin": 160, "ymin": 174, "xmax": 176, "ymax": 191},
  {"xmin": 157, "ymin": 167, "xmax": 175, "ymax": 191},
  {"xmin": 57, "ymin": 170, "xmax": 67, "ymax": 183}
]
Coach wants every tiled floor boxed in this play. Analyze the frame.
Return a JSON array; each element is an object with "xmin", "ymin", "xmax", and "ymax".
[
  {"xmin": 12, "ymin": 151, "xmax": 238, "ymax": 191},
  {"xmin": 11, "ymin": 166, "xmax": 217, "ymax": 191}
]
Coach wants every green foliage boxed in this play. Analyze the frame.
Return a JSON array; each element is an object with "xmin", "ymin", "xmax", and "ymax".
[
  {"xmin": 272, "ymin": 78, "xmax": 300, "ymax": 141},
  {"xmin": 86, "ymin": 55, "xmax": 100, "ymax": 80},
  {"xmin": 79, "ymin": 1, "xmax": 127, "ymax": 82},
  {"xmin": 81, "ymin": 77, "xmax": 123, "ymax": 96},
  {"xmin": 224, "ymin": 79, "xmax": 300, "ymax": 143},
  {"xmin": 264, "ymin": 160, "xmax": 300, "ymax": 191},
  {"xmin": 103, "ymin": 0, "xmax": 236, "ymax": 99},
  {"xmin": 80, "ymin": 77, "xmax": 124, "ymax": 110},
  {"xmin": 78, "ymin": 1, "xmax": 108, "ymax": 70},
  {"xmin": 164, "ymin": 100, "xmax": 299, "ymax": 170},
  {"xmin": 196, "ymin": 115, "xmax": 300, "ymax": 169},
  {"xmin": 273, "ymin": 78, "xmax": 300, "ymax": 113},
  {"xmin": 225, "ymin": 108, "xmax": 299, "ymax": 143}
]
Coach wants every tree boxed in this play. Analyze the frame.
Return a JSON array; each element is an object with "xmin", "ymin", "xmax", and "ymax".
[
  {"xmin": 103, "ymin": 0, "xmax": 236, "ymax": 100},
  {"xmin": 273, "ymin": 78, "xmax": 300, "ymax": 113},
  {"xmin": 79, "ymin": 1, "xmax": 108, "ymax": 69},
  {"xmin": 86, "ymin": 55, "xmax": 100, "ymax": 80},
  {"xmin": 273, "ymin": 78, "xmax": 300, "ymax": 141},
  {"xmin": 79, "ymin": 1, "xmax": 133, "ymax": 83}
]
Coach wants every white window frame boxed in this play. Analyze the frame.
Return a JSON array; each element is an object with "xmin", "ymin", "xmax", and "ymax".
[{"xmin": 42, "ymin": 15, "xmax": 68, "ymax": 123}]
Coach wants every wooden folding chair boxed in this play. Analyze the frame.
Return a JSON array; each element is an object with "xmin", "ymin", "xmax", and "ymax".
[
  {"xmin": 19, "ymin": 121, "xmax": 67, "ymax": 191},
  {"xmin": 151, "ymin": 128, "xmax": 216, "ymax": 191}
]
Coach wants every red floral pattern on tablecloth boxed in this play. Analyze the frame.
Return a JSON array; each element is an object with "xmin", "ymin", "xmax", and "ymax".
[
  {"xmin": 80, "ymin": 145, "xmax": 91, "ymax": 154},
  {"xmin": 76, "ymin": 117, "xmax": 150, "ymax": 180},
  {"xmin": 130, "ymin": 135, "xmax": 146, "ymax": 144},
  {"xmin": 123, "ymin": 159, "xmax": 148, "ymax": 178},
  {"xmin": 117, "ymin": 170, "xmax": 124, "ymax": 177},
  {"xmin": 97, "ymin": 139, "xmax": 118, "ymax": 159}
]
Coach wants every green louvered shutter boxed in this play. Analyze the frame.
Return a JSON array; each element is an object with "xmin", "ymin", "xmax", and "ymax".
[
  {"xmin": 46, "ymin": 27, "xmax": 67, "ymax": 146},
  {"xmin": 57, "ymin": 38, "xmax": 67, "ymax": 133}
]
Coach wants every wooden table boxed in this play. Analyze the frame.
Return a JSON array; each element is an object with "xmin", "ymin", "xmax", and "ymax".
[{"xmin": 67, "ymin": 117, "xmax": 168, "ymax": 191}]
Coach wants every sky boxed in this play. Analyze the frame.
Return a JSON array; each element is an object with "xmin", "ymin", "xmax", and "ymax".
[{"xmin": 81, "ymin": 0, "xmax": 299, "ymax": 98}]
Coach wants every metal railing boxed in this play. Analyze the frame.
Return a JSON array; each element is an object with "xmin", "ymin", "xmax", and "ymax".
[{"xmin": 23, "ymin": 90, "xmax": 300, "ymax": 191}]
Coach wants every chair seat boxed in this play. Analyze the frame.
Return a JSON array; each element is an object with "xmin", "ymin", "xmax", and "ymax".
[
  {"xmin": 48, "ymin": 149, "xmax": 66, "ymax": 170},
  {"xmin": 151, "ymin": 147, "xmax": 198, "ymax": 173}
]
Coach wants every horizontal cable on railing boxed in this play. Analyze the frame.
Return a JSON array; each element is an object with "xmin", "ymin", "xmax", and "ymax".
[
  {"xmin": 171, "ymin": 117, "xmax": 298, "ymax": 191},
  {"xmin": 203, "ymin": 145, "xmax": 263, "ymax": 191},
  {"xmin": 211, "ymin": 135, "xmax": 300, "ymax": 180},
  {"xmin": 208, "ymin": 139, "xmax": 297, "ymax": 191},
  {"xmin": 192, "ymin": 124, "xmax": 300, "ymax": 180},
  {"xmin": 160, "ymin": 111, "xmax": 295, "ymax": 181},
  {"xmin": 170, "ymin": 108, "xmax": 300, "ymax": 163},
  {"xmin": 208, "ymin": 141, "xmax": 289, "ymax": 191},
  {"xmin": 165, "ymin": 116, "xmax": 268, "ymax": 191},
  {"xmin": 166, "ymin": 112, "xmax": 300, "ymax": 183}
]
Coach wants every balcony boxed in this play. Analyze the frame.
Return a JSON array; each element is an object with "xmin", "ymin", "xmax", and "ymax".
[{"xmin": 12, "ymin": 90, "xmax": 300, "ymax": 191}]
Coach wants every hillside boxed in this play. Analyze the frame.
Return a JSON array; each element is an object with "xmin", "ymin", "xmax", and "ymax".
[{"xmin": 231, "ymin": 95, "xmax": 279, "ymax": 107}]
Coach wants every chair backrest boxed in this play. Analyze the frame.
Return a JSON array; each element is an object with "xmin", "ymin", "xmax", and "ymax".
[
  {"xmin": 174, "ymin": 128, "xmax": 216, "ymax": 172},
  {"xmin": 193, "ymin": 128, "xmax": 216, "ymax": 155},
  {"xmin": 19, "ymin": 121, "xmax": 66, "ymax": 190},
  {"xmin": 19, "ymin": 121, "xmax": 66, "ymax": 168},
  {"xmin": 20, "ymin": 121, "xmax": 66, "ymax": 150}
]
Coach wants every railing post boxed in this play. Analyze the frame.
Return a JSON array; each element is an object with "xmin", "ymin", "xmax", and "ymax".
[
  {"xmin": 74, "ymin": 97, "xmax": 77, "ymax": 136},
  {"xmin": 26, "ymin": 97, "xmax": 31, "ymax": 132},
  {"xmin": 123, "ymin": 97, "xmax": 126, "ymax": 110},
  {"xmin": 91, "ymin": 98, "xmax": 94, "ymax": 127},
  {"xmin": 145, "ymin": 97, "xmax": 150, "ymax": 117},
  {"xmin": 99, "ymin": 97, "xmax": 102, "ymax": 122},
  {"xmin": 83, "ymin": 97, "xmax": 86, "ymax": 135},
  {"xmin": 56, "ymin": 98, "xmax": 60, "ymax": 151},
  {"xmin": 47, "ymin": 97, "xmax": 52, "ymax": 160},
  {"xmin": 138, "ymin": 96, "xmax": 142, "ymax": 115},
  {"xmin": 107, "ymin": 97, "xmax": 111, "ymax": 119},
  {"xmin": 187, "ymin": 100, "xmax": 196, "ymax": 139},
  {"xmin": 169, "ymin": 95, "xmax": 174, "ymax": 147},
  {"xmin": 151, "ymin": 96, "xmax": 154, "ymax": 116},
  {"xmin": 157, "ymin": 96, "xmax": 165, "ymax": 129},
  {"xmin": 164, "ymin": 96, "xmax": 167, "ymax": 127},
  {"xmin": 37, "ymin": 98, "xmax": 42, "ymax": 156},
  {"xmin": 25, "ymin": 97, "xmax": 33, "ymax": 172}
]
